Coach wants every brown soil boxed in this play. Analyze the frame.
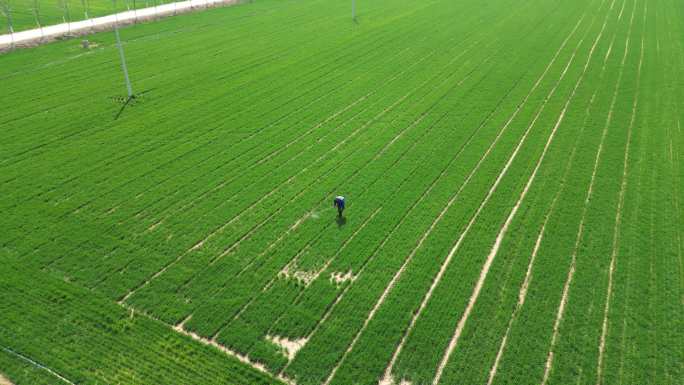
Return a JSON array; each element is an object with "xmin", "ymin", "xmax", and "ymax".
[{"xmin": 0, "ymin": 374, "xmax": 14, "ymax": 385}]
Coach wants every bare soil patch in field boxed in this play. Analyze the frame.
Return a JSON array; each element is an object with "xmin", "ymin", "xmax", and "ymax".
[{"xmin": 0, "ymin": 374, "xmax": 14, "ymax": 385}]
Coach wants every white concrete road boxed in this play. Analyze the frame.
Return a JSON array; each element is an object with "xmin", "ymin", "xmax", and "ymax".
[{"xmin": 0, "ymin": 0, "xmax": 237, "ymax": 50}]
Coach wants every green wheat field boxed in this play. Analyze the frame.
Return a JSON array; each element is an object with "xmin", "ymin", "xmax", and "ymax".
[{"xmin": 0, "ymin": 0, "xmax": 681, "ymax": 384}]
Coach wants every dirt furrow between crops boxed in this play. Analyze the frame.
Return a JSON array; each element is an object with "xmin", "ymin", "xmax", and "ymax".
[
  {"xmin": 216, "ymin": 203, "xmax": 381, "ymax": 337},
  {"xmin": 121, "ymin": 48, "xmax": 465, "ymax": 324},
  {"xmin": 175, "ymin": 323, "xmax": 283, "ymax": 379},
  {"xmin": 432, "ymin": 4, "xmax": 612, "ymax": 383},
  {"xmin": 188, "ymin": 174, "xmax": 297, "ymax": 251},
  {"xmin": 257, "ymin": 53, "xmax": 504, "ymax": 320},
  {"xmin": 485, "ymin": 67, "xmax": 607, "ymax": 385},
  {"xmin": 204, "ymin": 51, "xmax": 490, "ymax": 340},
  {"xmin": 321, "ymin": 68, "xmax": 528, "ymax": 385},
  {"xmin": 540, "ymin": 1, "xmax": 638, "ymax": 383},
  {"xmin": 120, "ymin": 144, "xmax": 341, "ymax": 304},
  {"xmin": 131, "ymin": 52, "xmax": 404, "ymax": 226},
  {"xmin": 320, "ymin": 9, "xmax": 593, "ymax": 385},
  {"xmin": 281, "ymin": 61, "xmax": 526, "ymax": 376},
  {"xmin": 213, "ymin": 106, "xmax": 442, "ymax": 288},
  {"xmin": 143, "ymin": 47, "xmax": 419, "ymax": 232},
  {"xmin": 615, "ymin": 101, "xmax": 648, "ymax": 385},
  {"xmin": 129, "ymin": 20, "xmax": 440, "ymax": 207},
  {"xmin": 180, "ymin": 52, "xmax": 435, "ymax": 250},
  {"xmin": 486, "ymin": 211, "xmax": 549, "ymax": 385},
  {"xmin": 38, "ymin": 5, "xmax": 490, "ymax": 310},
  {"xmin": 225, "ymin": 207, "xmax": 381, "ymax": 333},
  {"xmin": 486, "ymin": 2, "xmax": 623, "ymax": 377},
  {"xmin": 117, "ymin": 73, "xmax": 417, "ymax": 303},
  {"xmin": 174, "ymin": 37, "xmax": 500, "ymax": 304},
  {"xmin": 165, "ymin": 52, "xmax": 442, "ymax": 275},
  {"xmin": 115, "ymin": 304, "xmax": 296, "ymax": 385},
  {"xmin": 542, "ymin": 262, "xmax": 576, "ymax": 383},
  {"xmin": 379, "ymin": 5, "xmax": 603, "ymax": 383},
  {"xmin": 278, "ymin": 207, "xmax": 381, "ymax": 289},
  {"xmin": 0, "ymin": 374, "xmax": 13, "ymax": 385},
  {"xmin": 596, "ymin": 31, "xmax": 644, "ymax": 385}
]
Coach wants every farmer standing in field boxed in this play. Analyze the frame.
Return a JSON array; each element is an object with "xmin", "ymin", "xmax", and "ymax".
[{"xmin": 333, "ymin": 196, "xmax": 346, "ymax": 218}]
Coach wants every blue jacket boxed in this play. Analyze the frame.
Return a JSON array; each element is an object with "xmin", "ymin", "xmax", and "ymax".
[{"xmin": 334, "ymin": 196, "xmax": 345, "ymax": 209}]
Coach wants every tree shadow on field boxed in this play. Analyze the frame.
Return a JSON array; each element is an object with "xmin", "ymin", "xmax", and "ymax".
[{"xmin": 336, "ymin": 216, "xmax": 347, "ymax": 228}]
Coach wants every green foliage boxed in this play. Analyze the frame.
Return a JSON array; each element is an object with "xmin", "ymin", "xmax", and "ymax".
[
  {"xmin": 0, "ymin": 261, "xmax": 280, "ymax": 384},
  {"xmin": 0, "ymin": 0, "xmax": 681, "ymax": 384}
]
